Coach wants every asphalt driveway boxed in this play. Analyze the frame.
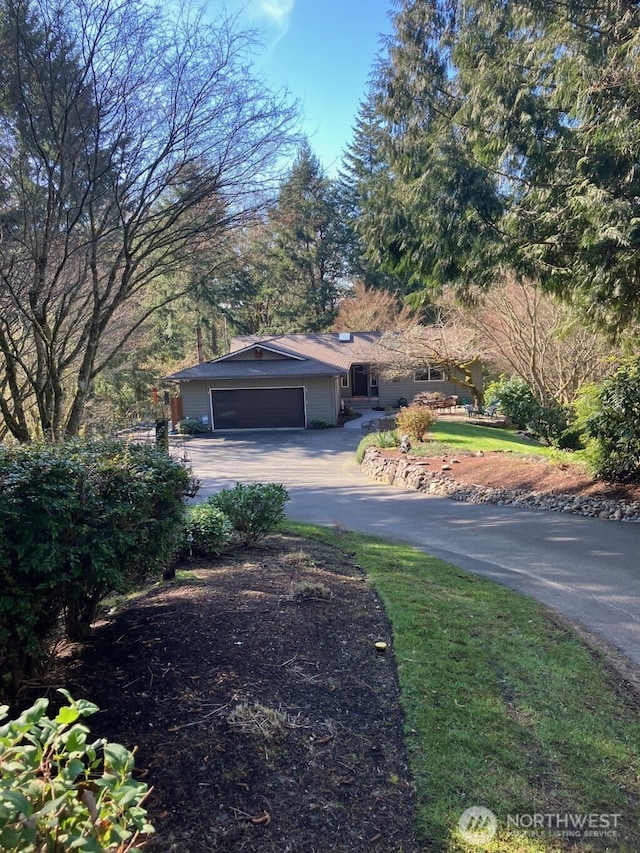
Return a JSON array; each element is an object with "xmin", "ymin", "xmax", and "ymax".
[{"xmin": 177, "ymin": 426, "xmax": 640, "ymax": 670}]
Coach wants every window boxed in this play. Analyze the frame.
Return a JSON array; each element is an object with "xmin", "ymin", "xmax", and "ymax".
[
  {"xmin": 370, "ymin": 371, "xmax": 379, "ymax": 394},
  {"xmin": 415, "ymin": 366, "xmax": 445, "ymax": 381},
  {"xmin": 341, "ymin": 374, "xmax": 350, "ymax": 388}
]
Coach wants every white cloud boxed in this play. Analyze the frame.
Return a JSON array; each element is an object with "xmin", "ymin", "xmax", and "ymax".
[{"xmin": 256, "ymin": 0, "xmax": 294, "ymax": 34}]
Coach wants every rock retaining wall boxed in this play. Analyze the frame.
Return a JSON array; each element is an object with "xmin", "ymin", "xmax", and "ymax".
[{"xmin": 361, "ymin": 447, "xmax": 640, "ymax": 522}]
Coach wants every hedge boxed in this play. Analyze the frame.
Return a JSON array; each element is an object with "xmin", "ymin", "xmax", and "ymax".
[{"xmin": 0, "ymin": 439, "xmax": 192, "ymax": 700}]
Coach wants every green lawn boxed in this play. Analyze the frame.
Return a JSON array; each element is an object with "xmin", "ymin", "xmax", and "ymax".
[
  {"xmin": 286, "ymin": 523, "xmax": 640, "ymax": 852},
  {"xmin": 357, "ymin": 418, "xmax": 591, "ymax": 471},
  {"xmin": 429, "ymin": 420, "xmax": 551, "ymax": 455}
]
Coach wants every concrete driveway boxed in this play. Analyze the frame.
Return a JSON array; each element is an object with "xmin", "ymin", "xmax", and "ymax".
[{"xmin": 177, "ymin": 426, "xmax": 640, "ymax": 669}]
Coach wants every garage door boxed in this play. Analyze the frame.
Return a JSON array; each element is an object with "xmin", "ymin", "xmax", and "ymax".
[{"xmin": 211, "ymin": 388, "xmax": 306, "ymax": 430}]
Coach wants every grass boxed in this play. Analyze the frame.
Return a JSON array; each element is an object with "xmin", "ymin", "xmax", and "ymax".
[
  {"xmin": 358, "ymin": 419, "xmax": 592, "ymax": 471},
  {"xmin": 285, "ymin": 522, "xmax": 640, "ymax": 853},
  {"xmin": 429, "ymin": 420, "xmax": 552, "ymax": 455}
]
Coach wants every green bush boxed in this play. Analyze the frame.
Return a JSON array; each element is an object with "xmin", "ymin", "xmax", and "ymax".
[
  {"xmin": 375, "ymin": 431, "xmax": 400, "ymax": 449},
  {"xmin": 207, "ymin": 483, "xmax": 289, "ymax": 546},
  {"xmin": 486, "ymin": 375, "xmax": 539, "ymax": 429},
  {"xmin": 526, "ymin": 402, "xmax": 569, "ymax": 445},
  {"xmin": 396, "ymin": 405, "xmax": 437, "ymax": 440},
  {"xmin": 176, "ymin": 418, "xmax": 210, "ymax": 435},
  {"xmin": 308, "ymin": 418, "xmax": 330, "ymax": 429},
  {"xmin": 485, "ymin": 375, "xmax": 568, "ymax": 444},
  {"xmin": 0, "ymin": 690, "xmax": 153, "ymax": 852},
  {"xmin": 557, "ymin": 424, "xmax": 586, "ymax": 451},
  {"xmin": 185, "ymin": 503, "xmax": 234, "ymax": 556},
  {"xmin": 586, "ymin": 360, "xmax": 640, "ymax": 482},
  {"xmin": 0, "ymin": 440, "xmax": 192, "ymax": 697},
  {"xmin": 356, "ymin": 434, "xmax": 380, "ymax": 463},
  {"xmin": 355, "ymin": 430, "xmax": 401, "ymax": 463}
]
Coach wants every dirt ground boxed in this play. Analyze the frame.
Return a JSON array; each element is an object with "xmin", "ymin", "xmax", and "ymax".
[
  {"xmin": 42, "ymin": 453, "xmax": 640, "ymax": 852},
  {"xmin": 57, "ymin": 533, "xmax": 419, "ymax": 853}
]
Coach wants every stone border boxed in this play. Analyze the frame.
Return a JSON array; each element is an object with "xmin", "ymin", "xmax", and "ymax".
[{"xmin": 361, "ymin": 447, "xmax": 640, "ymax": 522}]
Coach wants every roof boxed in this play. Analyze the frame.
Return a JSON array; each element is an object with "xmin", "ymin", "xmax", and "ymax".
[
  {"xmin": 166, "ymin": 360, "xmax": 342, "ymax": 381},
  {"xmin": 229, "ymin": 332, "xmax": 383, "ymax": 371},
  {"xmin": 165, "ymin": 336, "xmax": 352, "ymax": 382}
]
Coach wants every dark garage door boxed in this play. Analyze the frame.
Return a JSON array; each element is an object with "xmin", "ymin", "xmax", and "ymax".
[{"xmin": 211, "ymin": 388, "xmax": 306, "ymax": 430}]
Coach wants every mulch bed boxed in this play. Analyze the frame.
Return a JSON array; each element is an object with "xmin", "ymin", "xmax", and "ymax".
[
  {"xmin": 377, "ymin": 448, "xmax": 640, "ymax": 502},
  {"xmin": 53, "ymin": 531, "xmax": 419, "ymax": 853}
]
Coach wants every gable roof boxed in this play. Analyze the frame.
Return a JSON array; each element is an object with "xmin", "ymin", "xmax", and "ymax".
[
  {"xmin": 165, "ymin": 337, "xmax": 350, "ymax": 382},
  {"xmin": 230, "ymin": 332, "xmax": 383, "ymax": 371}
]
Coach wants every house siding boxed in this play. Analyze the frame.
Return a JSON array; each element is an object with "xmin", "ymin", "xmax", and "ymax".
[
  {"xmin": 378, "ymin": 360, "xmax": 483, "ymax": 407},
  {"xmin": 177, "ymin": 375, "xmax": 339, "ymax": 428},
  {"xmin": 304, "ymin": 376, "xmax": 340, "ymax": 424}
]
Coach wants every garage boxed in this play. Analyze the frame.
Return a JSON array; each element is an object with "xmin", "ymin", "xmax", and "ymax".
[{"xmin": 211, "ymin": 387, "xmax": 306, "ymax": 430}]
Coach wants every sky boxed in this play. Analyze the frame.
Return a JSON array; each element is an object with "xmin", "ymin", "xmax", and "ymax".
[{"xmin": 219, "ymin": 0, "xmax": 394, "ymax": 176}]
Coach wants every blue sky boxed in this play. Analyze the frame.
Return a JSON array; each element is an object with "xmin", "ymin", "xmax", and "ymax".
[{"xmin": 221, "ymin": 0, "xmax": 394, "ymax": 175}]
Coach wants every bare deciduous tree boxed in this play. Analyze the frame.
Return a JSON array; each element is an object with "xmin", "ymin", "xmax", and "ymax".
[
  {"xmin": 0, "ymin": 0, "xmax": 297, "ymax": 440},
  {"xmin": 372, "ymin": 320, "xmax": 485, "ymax": 403},
  {"xmin": 443, "ymin": 277, "xmax": 620, "ymax": 405},
  {"xmin": 330, "ymin": 282, "xmax": 417, "ymax": 332}
]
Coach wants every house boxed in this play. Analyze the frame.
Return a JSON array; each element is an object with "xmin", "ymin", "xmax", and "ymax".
[{"xmin": 165, "ymin": 331, "xmax": 481, "ymax": 431}]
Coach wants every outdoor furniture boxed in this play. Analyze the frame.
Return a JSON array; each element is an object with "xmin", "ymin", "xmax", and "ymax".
[
  {"xmin": 465, "ymin": 402, "xmax": 499, "ymax": 417},
  {"xmin": 414, "ymin": 392, "xmax": 458, "ymax": 412}
]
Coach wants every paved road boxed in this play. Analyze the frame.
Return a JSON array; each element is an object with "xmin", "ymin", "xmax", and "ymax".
[{"xmin": 175, "ymin": 427, "xmax": 640, "ymax": 669}]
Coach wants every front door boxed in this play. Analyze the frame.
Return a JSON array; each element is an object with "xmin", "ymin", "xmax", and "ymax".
[{"xmin": 351, "ymin": 364, "xmax": 369, "ymax": 397}]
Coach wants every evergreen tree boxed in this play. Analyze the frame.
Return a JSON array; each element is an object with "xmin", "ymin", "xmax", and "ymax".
[
  {"xmin": 365, "ymin": 0, "xmax": 640, "ymax": 332},
  {"xmin": 269, "ymin": 142, "xmax": 346, "ymax": 331},
  {"xmin": 338, "ymin": 93, "xmax": 406, "ymax": 293}
]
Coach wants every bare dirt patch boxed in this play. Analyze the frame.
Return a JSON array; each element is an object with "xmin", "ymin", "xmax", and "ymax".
[{"xmin": 54, "ymin": 534, "xmax": 419, "ymax": 853}]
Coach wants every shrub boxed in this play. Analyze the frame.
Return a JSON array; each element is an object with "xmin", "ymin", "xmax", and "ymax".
[
  {"xmin": 176, "ymin": 418, "xmax": 210, "ymax": 434},
  {"xmin": 485, "ymin": 375, "xmax": 569, "ymax": 444},
  {"xmin": 0, "ymin": 440, "xmax": 191, "ymax": 697},
  {"xmin": 487, "ymin": 375, "xmax": 539, "ymax": 429},
  {"xmin": 557, "ymin": 424, "xmax": 586, "ymax": 451},
  {"xmin": 375, "ymin": 431, "xmax": 401, "ymax": 448},
  {"xmin": 207, "ymin": 483, "xmax": 289, "ymax": 546},
  {"xmin": 355, "ymin": 430, "xmax": 400, "ymax": 463},
  {"xmin": 0, "ymin": 690, "xmax": 153, "ymax": 852},
  {"xmin": 308, "ymin": 418, "xmax": 329, "ymax": 429},
  {"xmin": 526, "ymin": 402, "xmax": 569, "ymax": 445},
  {"xmin": 586, "ymin": 360, "xmax": 640, "ymax": 482},
  {"xmin": 396, "ymin": 405, "xmax": 437, "ymax": 440},
  {"xmin": 185, "ymin": 503, "xmax": 233, "ymax": 556}
]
